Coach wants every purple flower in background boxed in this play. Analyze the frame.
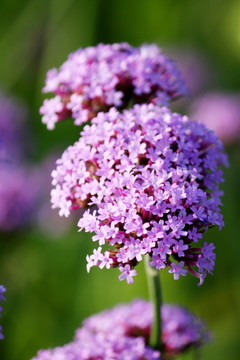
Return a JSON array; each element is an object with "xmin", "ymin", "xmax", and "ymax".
[
  {"xmin": 0, "ymin": 90, "xmax": 28, "ymax": 162},
  {"xmin": 0, "ymin": 164, "xmax": 40, "ymax": 232},
  {"xmin": 79, "ymin": 299, "xmax": 211, "ymax": 356},
  {"xmin": 31, "ymin": 299, "xmax": 211, "ymax": 360},
  {"xmin": 32, "ymin": 334, "xmax": 161, "ymax": 360},
  {"xmin": 0, "ymin": 90, "xmax": 41, "ymax": 232},
  {"xmin": 33, "ymin": 154, "xmax": 78, "ymax": 238},
  {"xmin": 51, "ymin": 104, "xmax": 227, "ymax": 284},
  {"xmin": 0, "ymin": 90, "xmax": 75, "ymax": 235},
  {"xmin": 167, "ymin": 48, "xmax": 213, "ymax": 96},
  {"xmin": 0, "ymin": 153, "xmax": 73, "ymax": 234},
  {"xmin": 40, "ymin": 43, "xmax": 187, "ymax": 129},
  {"xmin": 0, "ymin": 285, "xmax": 6, "ymax": 340},
  {"xmin": 189, "ymin": 92, "xmax": 240, "ymax": 144}
]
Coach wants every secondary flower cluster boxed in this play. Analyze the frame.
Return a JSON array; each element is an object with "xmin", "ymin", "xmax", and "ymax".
[
  {"xmin": 32, "ymin": 299, "xmax": 211, "ymax": 360},
  {"xmin": 40, "ymin": 43, "xmax": 187, "ymax": 130},
  {"xmin": 0, "ymin": 285, "xmax": 6, "ymax": 340},
  {"xmin": 0, "ymin": 91, "xmax": 38, "ymax": 233},
  {"xmin": 51, "ymin": 104, "xmax": 227, "ymax": 284}
]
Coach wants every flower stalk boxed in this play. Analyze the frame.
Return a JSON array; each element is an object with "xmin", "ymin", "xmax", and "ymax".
[{"xmin": 144, "ymin": 254, "xmax": 163, "ymax": 351}]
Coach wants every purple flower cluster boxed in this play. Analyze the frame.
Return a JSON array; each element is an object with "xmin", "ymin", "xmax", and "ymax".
[
  {"xmin": 33, "ymin": 333, "xmax": 160, "ymax": 360},
  {"xmin": 32, "ymin": 299, "xmax": 211, "ymax": 360},
  {"xmin": 0, "ymin": 285, "xmax": 6, "ymax": 340},
  {"xmin": 190, "ymin": 92, "xmax": 240, "ymax": 144},
  {"xmin": 51, "ymin": 104, "xmax": 227, "ymax": 284},
  {"xmin": 40, "ymin": 43, "xmax": 187, "ymax": 130},
  {"xmin": 0, "ymin": 92, "xmax": 39, "ymax": 233},
  {"xmin": 0, "ymin": 91, "xmax": 74, "ymax": 235}
]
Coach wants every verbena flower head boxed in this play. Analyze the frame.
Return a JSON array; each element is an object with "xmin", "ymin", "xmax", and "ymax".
[
  {"xmin": 40, "ymin": 43, "xmax": 187, "ymax": 129},
  {"xmin": 32, "ymin": 334, "xmax": 160, "ymax": 360},
  {"xmin": 0, "ymin": 285, "xmax": 6, "ymax": 340},
  {"xmin": 78, "ymin": 299, "xmax": 211, "ymax": 357},
  {"xmin": 51, "ymin": 104, "xmax": 227, "ymax": 284},
  {"xmin": 32, "ymin": 299, "xmax": 211, "ymax": 360},
  {"xmin": 190, "ymin": 92, "xmax": 240, "ymax": 144}
]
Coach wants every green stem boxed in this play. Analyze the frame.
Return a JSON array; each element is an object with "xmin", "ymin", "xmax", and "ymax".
[{"xmin": 144, "ymin": 255, "xmax": 163, "ymax": 351}]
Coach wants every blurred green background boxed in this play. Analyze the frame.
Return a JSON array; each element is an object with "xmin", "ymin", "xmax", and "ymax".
[{"xmin": 0, "ymin": 0, "xmax": 240, "ymax": 359}]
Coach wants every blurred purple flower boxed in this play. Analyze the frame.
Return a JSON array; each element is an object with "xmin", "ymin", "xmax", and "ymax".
[
  {"xmin": 189, "ymin": 92, "xmax": 240, "ymax": 144},
  {"xmin": 0, "ymin": 164, "xmax": 40, "ymax": 232},
  {"xmin": 0, "ymin": 90, "xmax": 39, "ymax": 232},
  {"xmin": 40, "ymin": 43, "xmax": 187, "ymax": 130},
  {"xmin": 0, "ymin": 90, "xmax": 28, "ymax": 163},
  {"xmin": 167, "ymin": 48, "xmax": 213, "ymax": 97},
  {"xmin": 0, "ymin": 90, "xmax": 75, "ymax": 235},
  {"xmin": 32, "ymin": 299, "xmax": 211, "ymax": 360},
  {"xmin": 51, "ymin": 104, "xmax": 227, "ymax": 284},
  {"xmin": 33, "ymin": 155, "xmax": 78, "ymax": 238},
  {"xmin": 0, "ymin": 285, "xmax": 6, "ymax": 340}
]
